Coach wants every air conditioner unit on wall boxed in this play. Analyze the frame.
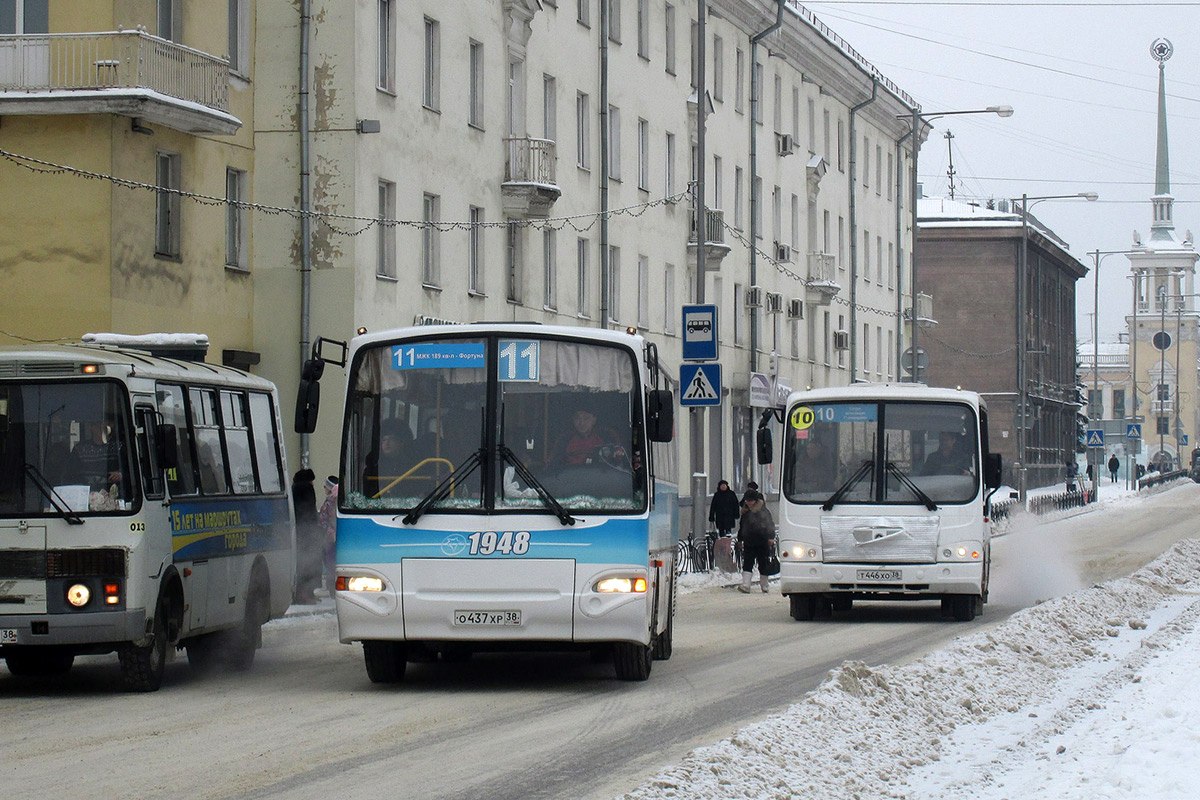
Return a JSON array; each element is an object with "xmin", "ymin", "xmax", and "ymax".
[
  {"xmin": 833, "ymin": 329, "xmax": 850, "ymax": 350},
  {"xmin": 787, "ymin": 298, "xmax": 803, "ymax": 320},
  {"xmin": 776, "ymin": 132, "xmax": 795, "ymax": 157},
  {"xmin": 745, "ymin": 286, "xmax": 763, "ymax": 308},
  {"xmin": 774, "ymin": 242, "xmax": 792, "ymax": 263},
  {"xmin": 766, "ymin": 292, "xmax": 783, "ymax": 314}
]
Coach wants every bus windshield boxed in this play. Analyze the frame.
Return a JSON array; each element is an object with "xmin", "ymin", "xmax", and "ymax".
[
  {"xmin": 343, "ymin": 336, "xmax": 646, "ymax": 515},
  {"xmin": 0, "ymin": 380, "xmax": 136, "ymax": 516},
  {"xmin": 783, "ymin": 400, "xmax": 979, "ymax": 506}
]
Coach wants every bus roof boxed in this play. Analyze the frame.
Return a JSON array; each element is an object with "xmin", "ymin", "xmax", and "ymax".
[
  {"xmin": 784, "ymin": 382, "xmax": 986, "ymax": 408},
  {"xmin": 0, "ymin": 342, "xmax": 276, "ymax": 390},
  {"xmin": 350, "ymin": 323, "xmax": 648, "ymax": 352}
]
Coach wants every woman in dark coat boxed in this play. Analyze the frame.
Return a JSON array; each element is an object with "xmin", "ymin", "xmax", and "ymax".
[
  {"xmin": 708, "ymin": 480, "xmax": 740, "ymax": 537},
  {"xmin": 291, "ymin": 469, "xmax": 321, "ymax": 604},
  {"xmin": 737, "ymin": 491, "xmax": 776, "ymax": 593}
]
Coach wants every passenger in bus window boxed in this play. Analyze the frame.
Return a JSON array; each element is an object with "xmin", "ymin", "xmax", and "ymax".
[
  {"xmin": 921, "ymin": 432, "xmax": 970, "ymax": 476},
  {"xmin": 365, "ymin": 419, "xmax": 414, "ymax": 496},
  {"xmin": 71, "ymin": 417, "xmax": 125, "ymax": 490}
]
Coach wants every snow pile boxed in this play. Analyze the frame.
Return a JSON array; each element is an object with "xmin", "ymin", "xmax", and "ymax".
[{"xmin": 620, "ymin": 538, "xmax": 1200, "ymax": 800}]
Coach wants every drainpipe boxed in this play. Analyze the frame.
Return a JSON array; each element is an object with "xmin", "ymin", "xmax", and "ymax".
[
  {"xmin": 847, "ymin": 76, "xmax": 877, "ymax": 383},
  {"xmin": 599, "ymin": 0, "xmax": 609, "ymax": 328},
  {"xmin": 893, "ymin": 133, "xmax": 907, "ymax": 380},
  {"xmin": 299, "ymin": 0, "xmax": 312, "ymax": 467},
  {"xmin": 748, "ymin": 0, "xmax": 786, "ymax": 372}
]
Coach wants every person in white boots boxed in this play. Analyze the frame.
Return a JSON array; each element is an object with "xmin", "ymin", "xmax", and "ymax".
[{"xmin": 736, "ymin": 490, "xmax": 775, "ymax": 593}]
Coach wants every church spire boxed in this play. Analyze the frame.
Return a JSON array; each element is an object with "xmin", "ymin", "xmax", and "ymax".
[{"xmin": 1150, "ymin": 38, "xmax": 1175, "ymax": 241}]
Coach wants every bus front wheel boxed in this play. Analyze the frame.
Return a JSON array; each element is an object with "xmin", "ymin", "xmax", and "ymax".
[
  {"xmin": 945, "ymin": 594, "xmax": 978, "ymax": 622},
  {"xmin": 612, "ymin": 641, "xmax": 651, "ymax": 681},
  {"xmin": 363, "ymin": 640, "xmax": 407, "ymax": 683},
  {"xmin": 789, "ymin": 594, "xmax": 817, "ymax": 621},
  {"xmin": 119, "ymin": 599, "xmax": 168, "ymax": 692}
]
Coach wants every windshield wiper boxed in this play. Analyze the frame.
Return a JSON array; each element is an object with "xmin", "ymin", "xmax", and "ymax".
[
  {"xmin": 401, "ymin": 448, "xmax": 484, "ymax": 525},
  {"xmin": 23, "ymin": 463, "xmax": 85, "ymax": 525},
  {"xmin": 498, "ymin": 444, "xmax": 575, "ymax": 526},
  {"xmin": 885, "ymin": 461, "xmax": 938, "ymax": 511},
  {"xmin": 821, "ymin": 459, "xmax": 874, "ymax": 511}
]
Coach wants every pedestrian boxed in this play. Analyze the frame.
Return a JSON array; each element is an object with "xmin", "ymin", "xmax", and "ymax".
[
  {"xmin": 291, "ymin": 468, "xmax": 321, "ymax": 604},
  {"xmin": 1108, "ymin": 453, "xmax": 1119, "ymax": 483},
  {"xmin": 318, "ymin": 475, "xmax": 339, "ymax": 593},
  {"xmin": 708, "ymin": 479, "xmax": 739, "ymax": 569},
  {"xmin": 1085, "ymin": 462, "xmax": 1095, "ymax": 484},
  {"xmin": 1065, "ymin": 460, "xmax": 1077, "ymax": 492},
  {"xmin": 736, "ymin": 490, "xmax": 776, "ymax": 594},
  {"xmin": 739, "ymin": 480, "xmax": 760, "ymax": 514}
]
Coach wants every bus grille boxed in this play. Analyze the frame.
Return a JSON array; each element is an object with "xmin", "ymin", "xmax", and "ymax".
[
  {"xmin": 820, "ymin": 516, "xmax": 940, "ymax": 564},
  {"xmin": 0, "ymin": 362, "xmax": 83, "ymax": 377},
  {"xmin": 0, "ymin": 549, "xmax": 126, "ymax": 578}
]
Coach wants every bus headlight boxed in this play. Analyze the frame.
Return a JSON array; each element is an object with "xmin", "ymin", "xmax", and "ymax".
[
  {"xmin": 940, "ymin": 542, "xmax": 983, "ymax": 562},
  {"xmin": 337, "ymin": 575, "xmax": 386, "ymax": 592},
  {"xmin": 66, "ymin": 583, "xmax": 91, "ymax": 607},
  {"xmin": 594, "ymin": 576, "xmax": 648, "ymax": 593},
  {"xmin": 782, "ymin": 542, "xmax": 821, "ymax": 562}
]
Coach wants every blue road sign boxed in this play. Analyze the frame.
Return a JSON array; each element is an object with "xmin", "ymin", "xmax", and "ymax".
[
  {"xmin": 679, "ymin": 363, "xmax": 721, "ymax": 406},
  {"xmin": 1086, "ymin": 429, "xmax": 1105, "ymax": 448},
  {"xmin": 1127, "ymin": 423, "xmax": 1143, "ymax": 440},
  {"xmin": 1183, "ymin": 434, "xmax": 1190, "ymax": 447},
  {"xmin": 681, "ymin": 304, "xmax": 718, "ymax": 361}
]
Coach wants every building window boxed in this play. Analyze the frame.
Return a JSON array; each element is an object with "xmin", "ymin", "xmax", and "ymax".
[
  {"xmin": 376, "ymin": 180, "xmax": 396, "ymax": 279},
  {"xmin": 543, "ymin": 75, "xmax": 556, "ymax": 140},
  {"xmin": 422, "ymin": 192, "xmax": 440, "ymax": 286},
  {"xmin": 577, "ymin": 0, "xmax": 590, "ymax": 27},
  {"xmin": 712, "ymin": 154, "xmax": 722, "ymax": 209},
  {"xmin": 752, "ymin": 60, "xmax": 762, "ymax": 124},
  {"xmin": 468, "ymin": 40, "xmax": 484, "ymax": 128},
  {"xmin": 1088, "ymin": 389, "xmax": 1103, "ymax": 419},
  {"xmin": 792, "ymin": 86, "xmax": 800, "ymax": 139},
  {"xmin": 752, "ymin": 176, "xmax": 762, "ymax": 240},
  {"xmin": 607, "ymin": 0, "xmax": 621, "ymax": 42},
  {"xmin": 154, "ymin": 151, "xmax": 181, "ymax": 258},
  {"xmin": 228, "ymin": 0, "xmax": 247, "ymax": 75},
  {"xmin": 712, "ymin": 35, "xmax": 723, "ymax": 101},
  {"xmin": 791, "ymin": 193, "xmax": 799, "ymax": 250},
  {"xmin": 225, "ymin": 168, "xmax": 247, "ymax": 270},
  {"xmin": 863, "ymin": 137, "xmax": 870, "ymax": 188},
  {"xmin": 543, "ymin": 229, "xmax": 557, "ymax": 309},
  {"xmin": 876, "ymin": 144, "xmax": 883, "ymax": 195},
  {"xmin": 468, "ymin": 206, "xmax": 484, "ymax": 294},
  {"xmin": 637, "ymin": 118, "xmax": 649, "ymax": 190},
  {"xmin": 607, "ymin": 246, "xmax": 621, "ymax": 322},
  {"xmin": 837, "ymin": 119, "xmax": 844, "ymax": 171},
  {"xmin": 733, "ymin": 165, "xmax": 744, "ymax": 230},
  {"xmin": 1158, "ymin": 416, "xmax": 1170, "ymax": 436},
  {"xmin": 423, "ymin": 17, "xmax": 440, "ymax": 110},
  {"xmin": 636, "ymin": 0, "xmax": 648, "ymax": 58},
  {"xmin": 665, "ymin": 131, "xmax": 676, "ymax": 195},
  {"xmin": 608, "ymin": 105, "xmax": 621, "ymax": 181},
  {"xmin": 837, "ymin": 215, "xmax": 845, "ymax": 268},
  {"xmin": 664, "ymin": 3, "xmax": 675, "ymax": 75},
  {"xmin": 772, "ymin": 186, "xmax": 781, "ymax": 245},
  {"xmin": 157, "ymin": 0, "xmax": 181, "ymax": 41},
  {"xmin": 887, "ymin": 152, "xmax": 894, "ymax": 198},
  {"xmin": 822, "ymin": 108, "xmax": 830, "ymax": 158},
  {"xmin": 733, "ymin": 283, "xmax": 744, "ymax": 345},
  {"xmin": 773, "ymin": 74, "xmax": 782, "ymax": 132},
  {"xmin": 1113, "ymin": 389, "xmax": 1126, "ymax": 419},
  {"xmin": 506, "ymin": 222, "xmax": 522, "ymax": 302},
  {"xmin": 576, "ymin": 237, "xmax": 590, "ymax": 316},
  {"xmin": 877, "ymin": 236, "xmax": 884, "ymax": 283},
  {"xmin": 576, "ymin": 92, "xmax": 591, "ymax": 169},
  {"xmin": 735, "ymin": 47, "xmax": 745, "ymax": 114},
  {"xmin": 887, "ymin": 241, "xmax": 894, "ymax": 289},
  {"xmin": 637, "ymin": 255, "xmax": 649, "ymax": 328},
  {"xmin": 376, "ymin": 0, "xmax": 393, "ymax": 90}
]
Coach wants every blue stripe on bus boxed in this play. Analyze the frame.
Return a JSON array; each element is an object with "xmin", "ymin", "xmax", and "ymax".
[
  {"xmin": 170, "ymin": 497, "xmax": 292, "ymax": 560},
  {"xmin": 336, "ymin": 516, "xmax": 651, "ymax": 564}
]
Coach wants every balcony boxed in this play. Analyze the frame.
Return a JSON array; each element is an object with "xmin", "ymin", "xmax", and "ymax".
[
  {"xmin": 0, "ymin": 30, "xmax": 239, "ymax": 134},
  {"xmin": 501, "ymin": 137, "xmax": 560, "ymax": 219},
  {"xmin": 687, "ymin": 207, "xmax": 731, "ymax": 271},
  {"xmin": 805, "ymin": 251, "xmax": 841, "ymax": 305},
  {"xmin": 904, "ymin": 292, "xmax": 937, "ymax": 328}
]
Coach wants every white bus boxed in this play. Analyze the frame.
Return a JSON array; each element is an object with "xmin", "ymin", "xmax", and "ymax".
[
  {"xmin": 297, "ymin": 324, "xmax": 678, "ymax": 682},
  {"xmin": 767, "ymin": 383, "xmax": 1002, "ymax": 622},
  {"xmin": 0, "ymin": 334, "xmax": 294, "ymax": 691}
]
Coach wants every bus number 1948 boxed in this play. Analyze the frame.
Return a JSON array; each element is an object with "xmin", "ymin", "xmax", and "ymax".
[{"xmin": 468, "ymin": 531, "xmax": 531, "ymax": 556}]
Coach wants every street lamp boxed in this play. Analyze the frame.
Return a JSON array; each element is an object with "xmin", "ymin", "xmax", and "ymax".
[
  {"xmin": 1088, "ymin": 249, "xmax": 1129, "ymax": 501},
  {"xmin": 904, "ymin": 104, "xmax": 1013, "ymax": 383},
  {"xmin": 1014, "ymin": 191, "xmax": 1098, "ymax": 500}
]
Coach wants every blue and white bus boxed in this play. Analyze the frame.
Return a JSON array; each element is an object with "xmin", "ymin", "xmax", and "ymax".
[
  {"xmin": 0, "ymin": 334, "xmax": 294, "ymax": 691},
  {"xmin": 297, "ymin": 324, "xmax": 678, "ymax": 682},
  {"xmin": 766, "ymin": 383, "xmax": 1002, "ymax": 622}
]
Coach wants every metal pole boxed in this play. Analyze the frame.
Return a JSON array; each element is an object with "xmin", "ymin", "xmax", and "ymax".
[
  {"xmin": 689, "ymin": 0, "xmax": 708, "ymax": 547},
  {"xmin": 910, "ymin": 107, "xmax": 920, "ymax": 383},
  {"xmin": 1017, "ymin": 193, "xmax": 1027, "ymax": 500},
  {"xmin": 1092, "ymin": 249, "xmax": 1100, "ymax": 502},
  {"xmin": 1160, "ymin": 285, "xmax": 1166, "ymax": 466},
  {"xmin": 1176, "ymin": 294, "xmax": 1182, "ymax": 467},
  {"xmin": 1131, "ymin": 271, "xmax": 1139, "ymax": 489}
]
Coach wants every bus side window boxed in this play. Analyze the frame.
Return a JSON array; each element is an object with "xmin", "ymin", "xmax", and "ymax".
[
  {"xmin": 221, "ymin": 390, "xmax": 257, "ymax": 494},
  {"xmin": 189, "ymin": 388, "xmax": 229, "ymax": 495},
  {"xmin": 157, "ymin": 384, "xmax": 198, "ymax": 496},
  {"xmin": 135, "ymin": 406, "xmax": 165, "ymax": 500},
  {"xmin": 248, "ymin": 392, "xmax": 283, "ymax": 493}
]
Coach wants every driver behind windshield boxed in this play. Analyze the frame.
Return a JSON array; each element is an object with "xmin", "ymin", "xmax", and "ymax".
[{"xmin": 555, "ymin": 407, "xmax": 616, "ymax": 466}]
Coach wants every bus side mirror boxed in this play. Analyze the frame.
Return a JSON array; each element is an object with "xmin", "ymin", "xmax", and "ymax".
[
  {"xmin": 647, "ymin": 389, "xmax": 674, "ymax": 442},
  {"xmin": 984, "ymin": 453, "xmax": 1002, "ymax": 489},
  {"xmin": 156, "ymin": 424, "xmax": 179, "ymax": 471},
  {"xmin": 295, "ymin": 358, "xmax": 325, "ymax": 434},
  {"xmin": 756, "ymin": 426, "xmax": 773, "ymax": 465}
]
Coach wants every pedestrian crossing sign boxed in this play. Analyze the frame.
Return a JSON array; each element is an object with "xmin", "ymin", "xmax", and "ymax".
[
  {"xmin": 1127, "ymin": 423, "xmax": 1142, "ymax": 440},
  {"xmin": 679, "ymin": 363, "xmax": 721, "ymax": 406},
  {"xmin": 1085, "ymin": 429, "xmax": 1105, "ymax": 448}
]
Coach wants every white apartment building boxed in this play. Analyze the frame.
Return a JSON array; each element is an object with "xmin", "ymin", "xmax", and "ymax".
[{"xmin": 253, "ymin": 0, "xmax": 920, "ymax": 498}]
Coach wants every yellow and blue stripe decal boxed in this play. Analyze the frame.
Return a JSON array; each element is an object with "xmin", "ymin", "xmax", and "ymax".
[
  {"xmin": 336, "ymin": 516, "xmax": 650, "ymax": 564},
  {"xmin": 170, "ymin": 497, "xmax": 291, "ymax": 560}
]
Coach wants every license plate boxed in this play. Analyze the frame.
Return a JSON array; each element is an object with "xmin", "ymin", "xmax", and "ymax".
[
  {"xmin": 453, "ymin": 610, "xmax": 521, "ymax": 626},
  {"xmin": 1, "ymin": 629, "xmax": 17, "ymax": 645},
  {"xmin": 856, "ymin": 569, "xmax": 901, "ymax": 582}
]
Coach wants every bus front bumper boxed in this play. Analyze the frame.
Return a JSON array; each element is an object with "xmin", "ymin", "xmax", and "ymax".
[
  {"xmin": 779, "ymin": 561, "xmax": 983, "ymax": 597},
  {"xmin": 0, "ymin": 608, "xmax": 147, "ymax": 649}
]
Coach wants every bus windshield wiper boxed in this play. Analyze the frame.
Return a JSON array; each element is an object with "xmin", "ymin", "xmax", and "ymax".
[
  {"xmin": 401, "ymin": 448, "xmax": 484, "ymax": 525},
  {"xmin": 885, "ymin": 461, "xmax": 938, "ymax": 511},
  {"xmin": 498, "ymin": 444, "xmax": 576, "ymax": 526},
  {"xmin": 23, "ymin": 463, "xmax": 85, "ymax": 525},
  {"xmin": 821, "ymin": 459, "xmax": 874, "ymax": 511}
]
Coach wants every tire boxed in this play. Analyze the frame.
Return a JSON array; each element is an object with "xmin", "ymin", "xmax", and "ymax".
[
  {"xmin": 119, "ymin": 600, "xmax": 168, "ymax": 692},
  {"xmin": 651, "ymin": 608, "xmax": 674, "ymax": 661},
  {"xmin": 363, "ymin": 640, "xmax": 407, "ymax": 683},
  {"xmin": 789, "ymin": 594, "xmax": 816, "ymax": 621},
  {"xmin": 5, "ymin": 650, "xmax": 74, "ymax": 677},
  {"xmin": 950, "ymin": 594, "xmax": 978, "ymax": 622},
  {"xmin": 228, "ymin": 573, "xmax": 269, "ymax": 672},
  {"xmin": 185, "ymin": 633, "xmax": 223, "ymax": 674},
  {"xmin": 612, "ymin": 641, "xmax": 652, "ymax": 681},
  {"xmin": 830, "ymin": 596, "xmax": 853, "ymax": 616}
]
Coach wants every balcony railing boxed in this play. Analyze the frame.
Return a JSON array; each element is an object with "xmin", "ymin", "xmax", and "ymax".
[
  {"xmin": 688, "ymin": 208, "xmax": 726, "ymax": 246},
  {"xmin": 0, "ymin": 31, "xmax": 230, "ymax": 112},
  {"xmin": 807, "ymin": 251, "xmax": 836, "ymax": 284},
  {"xmin": 504, "ymin": 137, "xmax": 557, "ymax": 186}
]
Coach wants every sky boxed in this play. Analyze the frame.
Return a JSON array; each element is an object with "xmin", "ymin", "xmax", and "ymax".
[
  {"xmin": 799, "ymin": 0, "xmax": 1200, "ymax": 345},
  {"xmin": 619, "ymin": 482, "xmax": 1200, "ymax": 799}
]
